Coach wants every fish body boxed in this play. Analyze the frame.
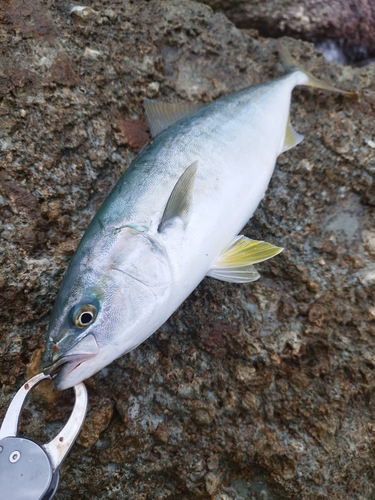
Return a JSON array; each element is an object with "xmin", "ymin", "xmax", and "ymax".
[{"xmin": 43, "ymin": 49, "xmax": 356, "ymax": 389}]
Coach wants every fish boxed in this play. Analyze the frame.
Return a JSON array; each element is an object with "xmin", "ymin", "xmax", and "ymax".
[{"xmin": 43, "ymin": 45, "xmax": 357, "ymax": 390}]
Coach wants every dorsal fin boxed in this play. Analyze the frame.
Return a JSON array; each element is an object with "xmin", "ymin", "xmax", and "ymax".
[
  {"xmin": 281, "ymin": 118, "xmax": 304, "ymax": 153},
  {"xmin": 144, "ymin": 99, "xmax": 206, "ymax": 137},
  {"xmin": 158, "ymin": 161, "xmax": 198, "ymax": 232}
]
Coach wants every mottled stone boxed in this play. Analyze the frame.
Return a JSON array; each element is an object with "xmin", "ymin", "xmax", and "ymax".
[
  {"xmin": 78, "ymin": 399, "xmax": 114, "ymax": 448},
  {"xmin": 118, "ymin": 118, "xmax": 151, "ymax": 151},
  {"xmin": 0, "ymin": 0, "xmax": 374, "ymax": 499},
  {"xmin": 202, "ymin": 0, "xmax": 375, "ymax": 62}
]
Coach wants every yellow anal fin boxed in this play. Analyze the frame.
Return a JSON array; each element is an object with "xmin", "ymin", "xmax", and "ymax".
[
  {"xmin": 207, "ymin": 236, "xmax": 283, "ymax": 283},
  {"xmin": 278, "ymin": 42, "xmax": 360, "ymax": 100},
  {"xmin": 282, "ymin": 118, "xmax": 304, "ymax": 153},
  {"xmin": 216, "ymin": 236, "xmax": 283, "ymax": 266}
]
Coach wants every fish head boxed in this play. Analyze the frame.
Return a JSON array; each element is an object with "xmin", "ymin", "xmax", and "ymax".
[{"xmin": 43, "ymin": 226, "xmax": 172, "ymax": 390}]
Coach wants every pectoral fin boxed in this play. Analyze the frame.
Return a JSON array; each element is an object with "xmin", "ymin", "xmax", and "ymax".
[
  {"xmin": 158, "ymin": 161, "xmax": 198, "ymax": 232},
  {"xmin": 144, "ymin": 100, "xmax": 206, "ymax": 137},
  {"xmin": 281, "ymin": 118, "xmax": 304, "ymax": 153},
  {"xmin": 207, "ymin": 236, "xmax": 283, "ymax": 283}
]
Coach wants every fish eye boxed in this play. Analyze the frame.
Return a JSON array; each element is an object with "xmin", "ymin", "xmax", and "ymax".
[{"xmin": 73, "ymin": 304, "xmax": 97, "ymax": 328}]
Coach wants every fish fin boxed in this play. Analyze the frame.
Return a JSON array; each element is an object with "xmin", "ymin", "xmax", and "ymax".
[
  {"xmin": 207, "ymin": 264, "xmax": 260, "ymax": 283},
  {"xmin": 277, "ymin": 43, "xmax": 360, "ymax": 100},
  {"xmin": 281, "ymin": 118, "xmax": 304, "ymax": 153},
  {"xmin": 214, "ymin": 236, "xmax": 283, "ymax": 266},
  {"xmin": 207, "ymin": 236, "xmax": 283, "ymax": 283},
  {"xmin": 144, "ymin": 99, "xmax": 206, "ymax": 137},
  {"xmin": 158, "ymin": 161, "xmax": 198, "ymax": 232}
]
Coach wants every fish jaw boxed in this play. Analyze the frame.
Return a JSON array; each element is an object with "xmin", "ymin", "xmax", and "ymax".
[
  {"xmin": 53, "ymin": 341, "xmax": 109, "ymax": 390},
  {"xmin": 43, "ymin": 333, "xmax": 100, "ymax": 387},
  {"xmin": 54, "ymin": 359, "xmax": 96, "ymax": 390},
  {"xmin": 44, "ymin": 331, "xmax": 137, "ymax": 390}
]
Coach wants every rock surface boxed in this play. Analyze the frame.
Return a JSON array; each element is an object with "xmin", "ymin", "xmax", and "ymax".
[
  {"xmin": 202, "ymin": 0, "xmax": 375, "ymax": 63},
  {"xmin": 0, "ymin": 0, "xmax": 375, "ymax": 498}
]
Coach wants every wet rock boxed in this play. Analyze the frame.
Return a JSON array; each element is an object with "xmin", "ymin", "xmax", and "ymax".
[
  {"xmin": 78, "ymin": 398, "xmax": 113, "ymax": 448},
  {"xmin": 70, "ymin": 6, "xmax": 100, "ymax": 22},
  {"xmin": 117, "ymin": 118, "xmax": 151, "ymax": 150},
  {"xmin": 202, "ymin": 0, "xmax": 375, "ymax": 63},
  {"xmin": 49, "ymin": 55, "xmax": 78, "ymax": 86},
  {"xmin": 191, "ymin": 401, "xmax": 216, "ymax": 425},
  {"xmin": 3, "ymin": 0, "xmax": 56, "ymax": 42},
  {"xmin": 0, "ymin": 0, "xmax": 374, "ymax": 499}
]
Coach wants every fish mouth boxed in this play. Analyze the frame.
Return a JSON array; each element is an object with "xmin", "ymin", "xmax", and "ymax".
[
  {"xmin": 43, "ymin": 352, "xmax": 95, "ymax": 378},
  {"xmin": 43, "ymin": 333, "xmax": 99, "ymax": 387},
  {"xmin": 54, "ymin": 357, "xmax": 90, "ymax": 387}
]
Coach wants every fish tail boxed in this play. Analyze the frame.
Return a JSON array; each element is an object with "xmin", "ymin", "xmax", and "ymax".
[{"xmin": 277, "ymin": 42, "xmax": 360, "ymax": 100}]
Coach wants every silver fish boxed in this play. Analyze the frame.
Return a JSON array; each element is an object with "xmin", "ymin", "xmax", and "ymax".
[{"xmin": 43, "ymin": 46, "xmax": 357, "ymax": 389}]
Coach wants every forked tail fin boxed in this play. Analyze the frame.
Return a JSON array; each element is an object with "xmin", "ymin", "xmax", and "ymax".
[{"xmin": 278, "ymin": 43, "xmax": 360, "ymax": 100}]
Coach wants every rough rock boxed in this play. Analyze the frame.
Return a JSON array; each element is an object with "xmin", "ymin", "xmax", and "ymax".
[
  {"xmin": 202, "ymin": 0, "xmax": 375, "ymax": 63},
  {"xmin": 0, "ymin": 0, "xmax": 375, "ymax": 499}
]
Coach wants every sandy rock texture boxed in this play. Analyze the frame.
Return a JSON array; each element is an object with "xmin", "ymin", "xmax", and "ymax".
[
  {"xmin": 203, "ymin": 0, "xmax": 375, "ymax": 63},
  {"xmin": 0, "ymin": 0, "xmax": 374, "ymax": 498}
]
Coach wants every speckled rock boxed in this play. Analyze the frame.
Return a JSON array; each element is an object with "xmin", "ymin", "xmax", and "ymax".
[
  {"xmin": 0, "ymin": 0, "xmax": 375, "ymax": 499},
  {"xmin": 202, "ymin": 0, "xmax": 375, "ymax": 62}
]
